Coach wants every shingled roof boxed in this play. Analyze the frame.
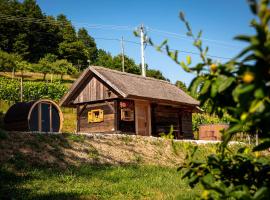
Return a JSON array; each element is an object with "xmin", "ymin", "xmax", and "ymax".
[{"xmin": 60, "ymin": 66, "xmax": 199, "ymax": 107}]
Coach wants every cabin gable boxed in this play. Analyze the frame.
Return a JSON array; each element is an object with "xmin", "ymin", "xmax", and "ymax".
[{"xmin": 73, "ymin": 76, "xmax": 118, "ymax": 104}]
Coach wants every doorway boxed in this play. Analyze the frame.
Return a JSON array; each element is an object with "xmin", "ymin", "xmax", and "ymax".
[
  {"xmin": 135, "ymin": 101, "xmax": 150, "ymax": 136},
  {"xmin": 29, "ymin": 102, "xmax": 60, "ymax": 132}
]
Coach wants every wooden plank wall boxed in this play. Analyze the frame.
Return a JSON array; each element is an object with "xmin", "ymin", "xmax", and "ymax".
[
  {"xmin": 74, "ymin": 77, "xmax": 118, "ymax": 104},
  {"xmin": 152, "ymin": 105, "xmax": 181, "ymax": 138},
  {"xmin": 79, "ymin": 102, "xmax": 116, "ymax": 133},
  {"xmin": 152, "ymin": 104, "xmax": 194, "ymax": 139},
  {"xmin": 181, "ymin": 112, "xmax": 193, "ymax": 139}
]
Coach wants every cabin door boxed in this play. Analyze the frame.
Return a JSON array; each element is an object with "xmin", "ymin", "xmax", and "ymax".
[{"xmin": 135, "ymin": 101, "xmax": 150, "ymax": 136}]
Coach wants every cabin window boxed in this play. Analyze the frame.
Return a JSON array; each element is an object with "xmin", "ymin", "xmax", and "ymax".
[
  {"xmin": 119, "ymin": 100, "xmax": 135, "ymax": 121},
  {"xmin": 121, "ymin": 108, "xmax": 134, "ymax": 121},
  {"xmin": 88, "ymin": 109, "xmax": 104, "ymax": 123}
]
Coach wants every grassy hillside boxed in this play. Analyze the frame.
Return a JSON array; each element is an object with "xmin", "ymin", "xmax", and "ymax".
[{"xmin": 0, "ymin": 132, "xmax": 226, "ymax": 199}]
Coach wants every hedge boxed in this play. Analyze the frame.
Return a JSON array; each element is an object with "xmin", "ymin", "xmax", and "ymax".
[{"xmin": 0, "ymin": 77, "xmax": 68, "ymax": 102}]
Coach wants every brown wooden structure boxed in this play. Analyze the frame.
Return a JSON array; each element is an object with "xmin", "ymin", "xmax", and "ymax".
[
  {"xmin": 60, "ymin": 66, "xmax": 200, "ymax": 139},
  {"xmin": 199, "ymin": 124, "xmax": 229, "ymax": 140},
  {"xmin": 4, "ymin": 99, "xmax": 63, "ymax": 132}
]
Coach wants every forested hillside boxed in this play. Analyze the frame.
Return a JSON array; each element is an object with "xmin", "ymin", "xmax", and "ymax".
[{"xmin": 0, "ymin": 0, "xmax": 168, "ymax": 80}]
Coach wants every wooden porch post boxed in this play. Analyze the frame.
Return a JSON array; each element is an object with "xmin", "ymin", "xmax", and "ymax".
[
  {"xmin": 114, "ymin": 99, "xmax": 119, "ymax": 132},
  {"xmin": 76, "ymin": 105, "xmax": 80, "ymax": 133}
]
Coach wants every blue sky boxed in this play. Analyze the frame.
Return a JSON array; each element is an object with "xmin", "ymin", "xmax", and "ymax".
[{"xmin": 37, "ymin": 0, "xmax": 254, "ymax": 85}]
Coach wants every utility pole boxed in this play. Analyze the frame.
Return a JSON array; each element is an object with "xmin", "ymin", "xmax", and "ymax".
[
  {"xmin": 121, "ymin": 36, "xmax": 125, "ymax": 72},
  {"xmin": 140, "ymin": 24, "xmax": 146, "ymax": 77}
]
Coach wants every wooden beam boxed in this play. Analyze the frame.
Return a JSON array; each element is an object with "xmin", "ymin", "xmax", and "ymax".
[
  {"xmin": 76, "ymin": 105, "xmax": 80, "ymax": 133},
  {"xmin": 72, "ymin": 98, "xmax": 119, "ymax": 106},
  {"xmin": 151, "ymin": 103, "xmax": 157, "ymax": 136},
  {"xmin": 49, "ymin": 104, "xmax": 52, "ymax": 132},
  {"xmin": 114, "ymin": 100, "xmax": 119, "ymax": 131},
  {"xmin": 78, "ymin": 103, "xmax": 88, "ymax": 116}
]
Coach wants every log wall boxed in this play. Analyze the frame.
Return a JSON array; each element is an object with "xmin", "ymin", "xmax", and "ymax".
[
  {"xmin": 78, "ymin": 101, "xmax": 116, "ymax": 133},
  {"xmin": 181, "ymin": 112, "xmax": 193, "ymax": 139},
  {"xmin": 151, "ymin": 104, "xmax": 194, "ymax": 139}
]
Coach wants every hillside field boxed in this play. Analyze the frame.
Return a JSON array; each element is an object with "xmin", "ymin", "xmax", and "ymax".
[{"xmin": 0, "ymin": 131, "xmax": 227, "ymax": 200}]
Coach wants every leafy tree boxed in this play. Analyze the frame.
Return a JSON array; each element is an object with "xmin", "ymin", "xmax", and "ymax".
[
  {"xmin": 148, "ymin": 0, "xmax": 270, "ymax": 199},
  {"xmin": 146, "ymin": 68, "xmax": 169, "ymax": 81},
  {"xmin": 175, "ymin": 80, "xmax": 188, "ymax": 92},
  {"xmin": 94, "ymin": 49, "xmax": 114, "ymax": 67},
  {"xmin": 53, "ymin": 59, "xmax": 77, "ymax": 80},
  {"xmin": 0, "ymin": 0, "xmax": 61, "ymax": 62},
  {"xmin": 56, "ymin": 14, "xmax": 77, "ymax": 43},
  {"xmin": 35, "ymin": 53, "xmax": 57, "ymax": 80},
  {"xmin": 58, "ymin": 41, "xmax": 88, "ymax": 69},
  {"xmin": 112, "ymin": 54, "xmax": 141, "ymax": 74},
  {"xmin": 78, "ymin": 28, "xmax": 98, "ymax": 66},
  {"xmin": 0, "ymin": 50, "xmax": 21, "ymax": 72}
]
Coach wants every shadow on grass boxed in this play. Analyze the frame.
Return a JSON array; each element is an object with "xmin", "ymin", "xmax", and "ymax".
[
  {"xmin": 0, "ymin": 166, "xmax": 32, "ymax": 200},
  {"xmin": 0, "ymin": 132, "xmax": 190, "ymax": 199}
]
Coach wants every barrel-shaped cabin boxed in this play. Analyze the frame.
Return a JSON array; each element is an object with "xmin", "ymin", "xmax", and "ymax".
[
  {"xmin": 4, "ymin": 99, "xmax": 63, "ymax": 132},
  {"xmin": 60, "ymin": 66, "xmax": 200, "ymax": 139}
]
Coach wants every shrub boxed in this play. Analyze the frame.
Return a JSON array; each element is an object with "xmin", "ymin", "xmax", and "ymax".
[
  {"xmin": 192, "ymin": 113, "xmax": 231, "ymax": 132},
  {"xmin": 0, "ymin": 77, "xmax": 68, "ymax": 102}
]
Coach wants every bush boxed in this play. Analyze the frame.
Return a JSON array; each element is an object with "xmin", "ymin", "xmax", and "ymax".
[
  {"xmin": 0, "ymin": 77, "xmax": 68, "ymax": 102},
  {"xmin": 192, "ymin": 113, "xmax": 231, "ymax": 132}
]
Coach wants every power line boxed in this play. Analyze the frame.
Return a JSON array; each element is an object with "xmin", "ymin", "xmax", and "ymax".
[
  {"xmin": 147, "ymin": 27, "xmax": 242, "ymax": 49},
  {"xmin": 0, "ymin": 13, "xmax": 242, "ymax": 48},
  {"xmin": 0, "ymin": 14, "xmax": 134, "ymax": 31},
  {"xmin": 0, "ymin": 14, "xmax": 232, "ymax": 60}
]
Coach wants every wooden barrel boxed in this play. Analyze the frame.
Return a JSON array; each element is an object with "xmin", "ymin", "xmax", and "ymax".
[{"xmin": 4, "ymin": 99, "xmax": 63, "ymax": 132}]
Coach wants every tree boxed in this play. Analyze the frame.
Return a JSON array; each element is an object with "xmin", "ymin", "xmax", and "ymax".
[
  {"xmin": 77, "ymin": 28, "xmax": 98, "ymax": 66},
  {"xmin": 175, "ymin": 80, "xmax": 188, "ymax": 92},
  {"xmin": 112, "ymin": 54, "xmax": 141, "ymax": 74},
  {"xmin": 0, "ymin": 0, "xmax": 61, "ymax": 62},
  {"xmin": 148, "ymin": 0, "xmax": 270, "ymax": 199},
  {"xmin": 35, "ymin": 53, "xmax": 57, "ymax": 80},
  {"xmin": 0, "ymin": 50, "xmax": 22, "ymax": 72},
  {"xmin": 146, "ymin": 68, "xmax": 169, "ymax": 81},
  {"xmin": 53, "ymin": 59, "xmax": 77, "ymax": 80},
  {"xmin": 94, "ymin": 49, "xmax": 114, "ymax": 67},
  {"xmin": 58, "ymin": 41, "xmax": 88, "ymax": 69}
]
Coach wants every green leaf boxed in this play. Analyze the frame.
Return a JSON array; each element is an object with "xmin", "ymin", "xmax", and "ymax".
[
  {"xmin": 247, "ymin": 0, "xmax": 258, "ymax": 15},
  {"xmin": 233, "ymin": 84, "xmax": 255, "ymax": 102},
  {"xmin": 252, "ymin": 187, "xmax": 268, "ymax": 199},
  {"xmin": 156, "ymin": 39, "xmax": 168, "ymax": 51},
  {"xmin": 180, "ymin": 61, "xmax": 190, "ymax": 72},
  {"xmin": 253, "ymin": 140, "xmax": 270, "ymax": 151},
  {"xmin": 218, "ymin": 77, "xmax": 235, "ymax": 93},
  {"xmin": 254, "ymin": 88, "xmax": 265, "ymax": 99},
  {"xmin": 234, "ymin": 35, "xmax": 251, "ymax": 42},
  {"xmin": 210, "ymin": 82, "xmax": 218, "ymax": 98},
  {"xmin": 179, "ymin": 11, "xmax": 185, "ymax": 21},
  {"xmin": 189, "ymin": 76, "xmax": 204, "ymax": 96},
  {"xmin": 186, "ymin": 55, "xmax": 191, "ymax": 65},
  {"xmin": 194, "ymin": 40, "xmax": 202, "ymax": 48},
  {"xmin": 249, "ymin": 100, "xmax": 265, "ymax": 113},
  {"xmin": 197, "ymin": 30, "xmax": 202, "ymax": 39},
  {"xmin": 200, "ymin": 80, "xmax": 211, "ymax": 94}
]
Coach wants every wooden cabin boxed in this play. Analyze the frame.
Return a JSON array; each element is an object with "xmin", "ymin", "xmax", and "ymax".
[{"xmin": 60, "ymin": 66, "xmax": 199, "ymax": 139}]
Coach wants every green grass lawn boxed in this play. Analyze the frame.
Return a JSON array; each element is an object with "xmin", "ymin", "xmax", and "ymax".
[{"xmin": 0, "ymin": 164, "xmax": 199, "ymax": 200}]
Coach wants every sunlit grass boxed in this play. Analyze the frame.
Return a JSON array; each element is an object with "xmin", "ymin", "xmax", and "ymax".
[{"xmin": 1, "ymin": 164, "xmax": 200, "ymax": 200}]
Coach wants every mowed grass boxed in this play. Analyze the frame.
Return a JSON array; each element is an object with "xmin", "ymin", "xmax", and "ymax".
[{"xmin": 0, "ymin": 164, "xmax": 199, "ymax": 200}]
